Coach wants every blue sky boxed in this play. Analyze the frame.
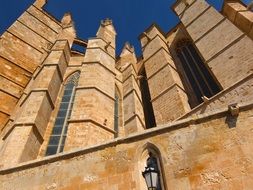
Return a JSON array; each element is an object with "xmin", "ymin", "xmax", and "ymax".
[{"xmin": 0, "ymin": 0, "xmax": 251, "ymax": 55}]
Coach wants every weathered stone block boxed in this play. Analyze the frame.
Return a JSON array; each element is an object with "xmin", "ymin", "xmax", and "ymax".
[
  {"xmin": 196, "ymin": 19, "xmax": 243, "ymax": 61},
  {"xmin": 187, "ymin": 7, "xmax": 224, "ymax": 41},
  {"xmin": 19, "ymin": 12, "xmax": 58, "ymax": 43},
  {"xmin": 235, "ymin": 11, "xmax": 253, "ymax": 34},
  {"xmin": 0, "ymin": 91, "xmax": 18, "ymax": 115},
  {"xmin": 181, "ymin": 0, "xmax": 209, "ymax": 26},
  {"xmin": 207, "ymin": 36, "xmax": 253, "ymax": 88},
  {"xmin": 0, "ymin": 32, "xmax": 41, "ymax": 73}
]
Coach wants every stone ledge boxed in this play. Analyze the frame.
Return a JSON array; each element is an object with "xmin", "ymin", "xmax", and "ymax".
[
  {"xmin": 0, "ymin": 100, "xmax": 252, "ymax": 174},
  {"xmin": 68, "ymin": 118, "xmax": 116, "ymax": 135}
]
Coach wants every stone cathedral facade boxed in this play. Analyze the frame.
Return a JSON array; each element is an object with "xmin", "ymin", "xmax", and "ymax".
[{"xmin": 0, "ymin": 0, "xmax": 253, "ymax": 189}]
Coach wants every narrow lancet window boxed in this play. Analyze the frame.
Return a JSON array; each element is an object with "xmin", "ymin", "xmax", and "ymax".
[
  {"xmin": 46, "ymin": 71, "xmax": 80, "ymax": 156},
  {"xmin": 140, "ymin": 68, "xmax": 156, "ymax": 129},
  {"xmin": 114, "ymin": 89, "xmax": 120, "ymax": 138},
  {"xmin": 176, "ymin": 41, "xmax": 221, "ymax": 104}
]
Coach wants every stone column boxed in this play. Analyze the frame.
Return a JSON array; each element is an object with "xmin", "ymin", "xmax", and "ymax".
[
  {"xmin": 0, "ymin": 40, "xmax": 70, "ymax": 168},
  {"xmin": 118, "ymin": 43, "xmax": 145, "ymax": 136},
  {"xmin": 172, "ymin": 0, "xmax": 253, "ymax": 88},
  {"xmin": 64, "ymin": 19, "xmax": 117, "ymax": 150},
  {"xmin": 139, "ymin": 24, "xmax": 190, "ymax": 124}
]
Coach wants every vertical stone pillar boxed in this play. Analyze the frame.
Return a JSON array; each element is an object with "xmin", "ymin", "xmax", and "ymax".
[
  {"xmin": 0, "ymin": 40, "xmax": 70, "ymax": 168},
  {"xmin": 139, "ymin": 25, "xmax": 190, "ymax": 124},
  {"xmin": 65, "ymin": 19, "xmax": 117, "ymax": 150},
  {"xmin": 172, "ymin": 0, "xmax": 253, "ymax": 88},
  {"xmin": 118, "ymin": 43, "xmax": 145, "ymax": 136}
]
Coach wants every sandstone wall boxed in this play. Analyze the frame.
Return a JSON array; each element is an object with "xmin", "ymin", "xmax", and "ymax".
[
  {"xmin": 172, "ymin": 0, "xmax": 253, "ymax": 89},
  {"xmin": 0, "ymin": 107, "xmax": 252, "ymax": 190},
  {"xmin": 0, "ymin": 1, "xmax": 62, "ymax": 130}
]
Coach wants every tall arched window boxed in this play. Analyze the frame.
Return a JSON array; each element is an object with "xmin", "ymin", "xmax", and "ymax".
[
  {"xmin": 114, "ymin": 89, "xmax": 119, "ymax": 138},
  {"xmin": 46, "ymin": 71, "xmax": 80, "ymax": 156},
  {"xmin": 176, "ymin": 40, "xmax": 221, "ymax": 104}
]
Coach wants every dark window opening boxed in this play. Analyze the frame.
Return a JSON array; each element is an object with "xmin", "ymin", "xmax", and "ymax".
[
  {"xmin": 177, "ymin": 41, "xmax": 221, "ymax": 104},
  {"xmin": 71, "ymin": 38, "xmax": 87, "ymax": 55},
  {"xmin": 140, "ymin": 68, "xmax": 156, "ymax": 129}
]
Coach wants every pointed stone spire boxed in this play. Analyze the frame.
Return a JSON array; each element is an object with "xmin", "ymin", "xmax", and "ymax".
[
  {"xmin": 121, "ymin": 42, "xmax": 135, "ymax": 54},
  {"xmin": 33, "ymin": 0, "xmax": 47, "ymax": 9},
  {"xmin": 61, "ymin": 13, "xmax": 74, "ymax": 28},
  {"xmin": 58, "ymin": 13, "xmax": 76, "ymax": 47},
  {"xmin": 96, "ymin": 18, "xmax": 117, "ymax": 48},
  {"xmin": 117, "ymin": 42, "xmax": 137, "ymax": 70}
]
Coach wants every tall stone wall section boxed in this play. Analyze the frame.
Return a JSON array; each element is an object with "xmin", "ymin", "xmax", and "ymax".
[
  {"xmin": 0, "ymin": 0, "xmax": 62, "ymax": 130},
  {"xmin": 140, "ymin": 25, "xmax": 190, "ymax": 124},
  {"xmin": 117, "ymin": 43, "xmax": 145, "ymax": 136},
  {"xmin": 223, "ymin": 1, "xmax": 253, "ymax": 40},
  {"xmin": 65, "ymin": 20, "xmax": 117, "ymax": 150},
  {"xmin": 173, "ymin": 0, "xmax": 253, "ymax": 89},
  {"xmin": 0, "ymin": 40, "xmax": 70, "ymax": 168}
]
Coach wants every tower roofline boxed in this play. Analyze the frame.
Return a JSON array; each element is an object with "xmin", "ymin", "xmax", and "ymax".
[{"xmin": 138, "ymin": 23, "xmax": 165, "ymax": 40}]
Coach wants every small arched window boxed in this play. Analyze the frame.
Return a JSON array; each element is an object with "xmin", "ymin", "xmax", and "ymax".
[
  {"xmin": 139, "ymin": 144, "xmax": 166, "ymax": 190},
  {"xmin": 176, "ymin": 40, "xmax": 221, "ymax": 104},
  {"xmin": 46, "ymin": 71, "xmax": 80, "ymax": 156}
]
